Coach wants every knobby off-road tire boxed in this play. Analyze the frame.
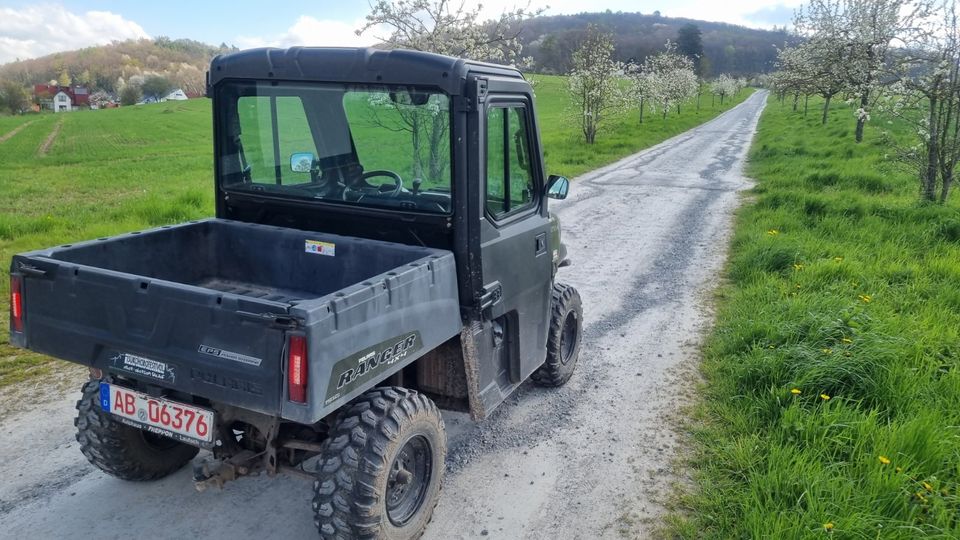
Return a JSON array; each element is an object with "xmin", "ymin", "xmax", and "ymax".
[
  {"xmin": 74, "ymin": 380, "xmax": 199, "ymax": 481},
  {"xmin": 313, "ymin": 387, "xmax": 446, "ymax": 540},
  {"xmin": 531, "ymin": 283, "xmax": 583, "ymax": 387}
]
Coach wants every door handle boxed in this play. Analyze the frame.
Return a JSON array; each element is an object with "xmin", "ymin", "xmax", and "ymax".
[{"xmin": 535, "ymin": 233, "xmax": 547, "ymax": 255}]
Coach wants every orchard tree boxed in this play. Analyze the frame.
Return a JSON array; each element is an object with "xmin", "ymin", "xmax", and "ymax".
[
  {"xmin": 357, "ymin": 0, "xmax": 542, "ymax": 178},
  {"xmin": 568, "ymin": 25, "xmax": 628, "ymax": 144},
  {"xmin": 795, "ymin": 0, "xmax": 928, "ymax": 141},
  {"xmin": 357, "ymin": 0, "xmax": 542, "ymax": 65},
  {"xmin": 710, "ymin": 74, "xmax": 740, "ymax": 105},
  {"xmin": 883, "ymin": 0, "xmax": 960, "ymax": 203}
]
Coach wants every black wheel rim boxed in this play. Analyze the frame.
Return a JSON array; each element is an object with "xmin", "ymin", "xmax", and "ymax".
[
  {"xmin": 386, "ymin": 434, "xmax": 433, "ymax": 527},
  {"xmin": 560, "ymin": 311, "xmax": 579, "ymax": 365}
]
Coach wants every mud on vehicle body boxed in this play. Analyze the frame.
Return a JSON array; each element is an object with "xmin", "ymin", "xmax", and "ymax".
[{"xmin": 9, "ymin": 47, "xmax": 582, "ymax": 539}]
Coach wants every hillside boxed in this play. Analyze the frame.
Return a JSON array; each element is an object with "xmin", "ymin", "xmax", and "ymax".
[
  {"xmin": 518, "ymin": 11, "xmax": 799, "ymax": 76},
  {"xmin": 0, "ymin": 38, "xmax": 236, "ymax": 95}
]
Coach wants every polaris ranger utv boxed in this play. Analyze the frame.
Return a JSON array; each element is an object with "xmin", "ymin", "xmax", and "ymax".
[{"xmin": 8, "ymin": 47, "xmax": 582, "ymax": 539}]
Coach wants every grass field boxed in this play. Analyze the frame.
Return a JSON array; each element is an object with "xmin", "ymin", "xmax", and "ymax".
[
  {"xmin": 671, "ymin": 97, "xmax": 960, "ymax": 538},
  {"xmin": 0, "ymin": 75, "xmax": 751, "ymax": 387}
]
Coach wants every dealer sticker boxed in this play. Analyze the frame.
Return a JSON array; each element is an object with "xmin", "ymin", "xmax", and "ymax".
[
  {"xmin": 109, "ymin": 352, "xmax": 177, "ymax": 383},
  {"xmin": 305, "ymin": 240, "xmax": 335, "ymax": 256},
  {"xmin": 198, "ymin": 345, "xmax": 262, "ymax": 367}
]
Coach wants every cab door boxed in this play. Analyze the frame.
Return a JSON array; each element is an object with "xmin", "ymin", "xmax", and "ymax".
[{"xmin": 477, "ymin": 94, "xmax": 553, "ymax": 388}]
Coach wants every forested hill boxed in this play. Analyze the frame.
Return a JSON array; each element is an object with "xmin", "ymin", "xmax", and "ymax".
[
  {"xmin": 0, "ymin": 11, "xmax": 792, "ymax": 91},
  {"xmin": 0, "ymin": 38, "xmax": 235, "ymax": 94},
  {"xmin": 518, "ymin": 11, "xmax": 799, "ymax": 76}
]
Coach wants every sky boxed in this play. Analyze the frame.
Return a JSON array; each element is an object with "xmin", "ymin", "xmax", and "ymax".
[{"xmin": 0, "ymin": 0, "xmax": 804, "ymax": 65}]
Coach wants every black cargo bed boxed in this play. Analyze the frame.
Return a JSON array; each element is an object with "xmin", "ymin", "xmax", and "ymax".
[{"xmin": 12, "ymin": 219, "xmax": 462, "ymax": 422}]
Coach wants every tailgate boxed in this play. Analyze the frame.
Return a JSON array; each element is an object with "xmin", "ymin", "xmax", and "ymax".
[{"xmin": 10, "ymin": 255, "xmax": 289, "ymax": 415}]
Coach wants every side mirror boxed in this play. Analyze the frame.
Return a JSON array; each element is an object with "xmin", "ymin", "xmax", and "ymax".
[
  {"xmin": 290, "ymin": 152, "xmax": 315, "ymax": 173},
  {"xmin": 546, "ymin": 175, "xmax": 569, "ymax": 200}
]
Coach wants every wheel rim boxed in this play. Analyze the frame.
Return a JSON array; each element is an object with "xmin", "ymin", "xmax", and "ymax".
[
  {"xmin": 560, "ymin": 311, "xmax": 579, "ymax": 365},
  {"xmin": 386, "ymin": 434, "xmax": 433, "ymax": 527}
]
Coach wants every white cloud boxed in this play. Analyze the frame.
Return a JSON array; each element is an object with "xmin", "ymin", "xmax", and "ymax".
[
  {"xmin": 0, "ymin": 5, "xmax": 149, "ymax": 64},
  {"xmin": 235, "ymin": 16, "xmax": 373, "ymax": 49}
]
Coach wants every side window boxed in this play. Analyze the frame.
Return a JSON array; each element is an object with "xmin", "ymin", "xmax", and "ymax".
[
  {"xmin": 237, "ymin": 95, "xmax": 317, "ymax": 184},
  {"xmin": 486, "ymin": 104, "xmax": 535, "ymax": 218}
]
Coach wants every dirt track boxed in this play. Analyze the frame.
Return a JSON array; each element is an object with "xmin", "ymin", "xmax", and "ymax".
[{"xmin": 0, "ymin": 91, "xmax": 767, "ymax": 539}]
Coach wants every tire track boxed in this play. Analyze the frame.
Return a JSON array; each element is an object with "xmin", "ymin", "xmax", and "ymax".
[
  {"xmin": 36, "ymin": 117, "xmax": 64, "ymax": 156},
  {"xmin": 0, "ymin": 120, "xmax": 35, "ymax": 144}
]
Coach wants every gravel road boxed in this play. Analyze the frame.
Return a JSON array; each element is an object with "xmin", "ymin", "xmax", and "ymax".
[{"xmin": 0, "ymin": 91, "xmax": 767, "ymax": 539}]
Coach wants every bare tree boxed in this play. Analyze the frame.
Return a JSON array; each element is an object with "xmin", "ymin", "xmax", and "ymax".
[{"xmin": 567, "ymin": 25, "xmax": 628, "ymax": 144}]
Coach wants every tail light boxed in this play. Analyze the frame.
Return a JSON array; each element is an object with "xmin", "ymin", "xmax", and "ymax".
[
  {"xmin": 10, "ymin": 274, "xmax": 24, "ymax": 333},
  {"xmin": 287, "ymin": 335, "xmax": 308, "ymax": 403}
]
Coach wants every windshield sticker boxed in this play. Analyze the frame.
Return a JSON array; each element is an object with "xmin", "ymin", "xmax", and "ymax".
[
  {"xmin": 110, "ymin": 353, "xmax": 176, "ymax": 383},
  {"xmin": 305, "ymin": 240, "xmax": 335, "ymax": 256},
  {"xmin": 198, "ymin": 345, "xmax": 263, "ymax": 367}
]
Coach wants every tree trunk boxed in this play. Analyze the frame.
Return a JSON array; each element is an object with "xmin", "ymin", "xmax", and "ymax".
[
  {"xmin": 821, "ymin": 94, "xmax": 832, "ymax": 125},
  {"xmin": 942, "ymin": 171, "xmax": 953, "ymax": 203},
  {"xmin": 855, "ymin": 88, "xmax": 870, "ymax": 143},
  {"xmin": 923, "ymin": 95, "xmax": 939, "ymax": 202},
  {"xmin": 410, "ymin": 115, "xmax": 423, "ymax": 179},
  {"xmin": 792, "ymin": 92, "xmax": 799, "ymax": 112},
  {"xmin": 639, "ymin": 98, "xmax": 644, "ymax": 124},
  {"xmin": 804, "ymin": 95, "xmax": 809, "ymax": 116},
  {"xmin": 676, "ymin": 103, "xmax": 680, "ymax": 115},
  {"xmin": 696, "ymin": 89, "xmax": 701, "ymax": 112},
  {"xmin": 427, "ymin": 113, "xmax": 447, "ymax": 181}
]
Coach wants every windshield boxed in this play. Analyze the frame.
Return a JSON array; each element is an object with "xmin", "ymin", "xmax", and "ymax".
[{"xmin": 217, "ymin": 81, "xmax": 452, "ymax": 214}]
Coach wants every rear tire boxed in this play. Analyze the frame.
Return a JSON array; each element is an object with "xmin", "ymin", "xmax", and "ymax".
[
  {"xmin": 531, "ymin": 283, "xmax": 583, "ymax": 387},
  {"xmin": 74, "ymin": 380, "xmax": 199, "ymax": 481},
  {"xmin": 313, "ymin": 387, "xmax": 446, "ymax": 540}
]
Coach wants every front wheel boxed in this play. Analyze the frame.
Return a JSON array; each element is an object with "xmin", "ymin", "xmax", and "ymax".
[
  {"xmin": 531, "ymin": 283, "xmax": 583, "ymax": 387},
  {"xmin": 313, "ymin": 387, "xmax": 446, "ymax": 540},
  {"xmin": 74, "ymin": 380, "xmax": 199, "ymax": 481}
]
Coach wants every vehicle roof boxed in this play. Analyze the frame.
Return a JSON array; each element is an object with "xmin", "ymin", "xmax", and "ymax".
[{"xmin": 207, "ymin": 47, "xmax": 525, "ymax": 95}]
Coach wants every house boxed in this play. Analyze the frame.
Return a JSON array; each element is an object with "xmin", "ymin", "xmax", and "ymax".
[
  {"xmin": 33, "ymin": 84, "xmax": 90, "ymax": 112},
  {"xmin": 164, "ymin": 88, "xmax": 188, "ymax": 101}
]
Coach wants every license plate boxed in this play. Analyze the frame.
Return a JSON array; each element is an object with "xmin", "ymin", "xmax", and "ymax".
[{"xmin": 100, "ymin": 383, "xmax": 214, "ymax": 444}]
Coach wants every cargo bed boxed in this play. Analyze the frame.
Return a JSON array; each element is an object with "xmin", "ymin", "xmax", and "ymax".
[{"xmin": 11, "ymin": 219, "xmax": 461, "ymax": 423}]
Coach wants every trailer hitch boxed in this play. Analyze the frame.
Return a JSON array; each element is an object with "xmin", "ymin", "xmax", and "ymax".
[{"xmin": 193, "ymin": 450, "xmax": 263, "ymax": 492}]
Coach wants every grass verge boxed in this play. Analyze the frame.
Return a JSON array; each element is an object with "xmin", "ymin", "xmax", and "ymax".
[{"xmin": 671, "ymin": 96, "xmax": 960, "ymax": 538}]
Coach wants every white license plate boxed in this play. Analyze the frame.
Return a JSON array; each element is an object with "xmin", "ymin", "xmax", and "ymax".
[{"xmin": 100, "ymin": 382, "xmax": 214, "ymax": 444}]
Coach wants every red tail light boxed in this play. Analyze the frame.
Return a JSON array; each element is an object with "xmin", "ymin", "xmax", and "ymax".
[
  {"xmin": 287, "ymin": 335, "xmax": 307, "ymax": 403},
  {"xmin": 10, "ymin": 275, "xmax": 24, "ymax": 333}
]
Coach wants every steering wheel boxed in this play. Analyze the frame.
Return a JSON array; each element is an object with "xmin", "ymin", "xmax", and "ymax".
[{"xmin": 343, "ymin": 170, "xmax": 403, "ymax": 201}]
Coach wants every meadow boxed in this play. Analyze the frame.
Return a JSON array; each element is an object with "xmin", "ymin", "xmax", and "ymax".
[
  {"xmin": 671, "ymin": 97, "xmax": 960, "ymax": 538},
  {"xmin": 0, "ymin": 75, "xmax": 752, "ymax": 387}
]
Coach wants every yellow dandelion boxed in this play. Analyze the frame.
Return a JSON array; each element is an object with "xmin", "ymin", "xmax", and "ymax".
[
  {"xmin": 822, "ymin": 348, "xmax": 833, "ymax": 355},
  {"xmin": 796, "ymin": 283, "xmax": 802, "ymax": 289},
  {"xmin": 859, "ymin": 294, "xmax": 872, "ymax": 303},
  {"xmin": 915, "ymin": 491, "xmax": 927, "ymax": 503},
  {"xmin": 791, "ymin": 388, "xmax": 802, "ymax": 395},
  {"xmin": 823, "ymin": 522, "xmax": 834, "ymax": 531},
  {"xmin": 793, "ymin": 263, "xmax": 805, "ymax": 271},
  {"xmin": 923, "ymin": 482, "xmax": 933, "ymax": 492},
  {"xmin": 896, "ymin": 467, "xmax": 903, "ymax": 473},
  {"xmin": 841, "ymin": 337, "xmax": 853, "ymax": 344},
  {"xmin": 834, "ymin": 256, "xmax": 844, "ymax": 262},
  {"xmin": 820, "ymin": 394, "xmax": 831, "ymax": 401},
  {"xmin": 767, "ymin": 229, "xmax": 780, "ymax": 236},
  {"xmin": 878, "ymin": 455, "xmax": 891, "ymax": 465}
]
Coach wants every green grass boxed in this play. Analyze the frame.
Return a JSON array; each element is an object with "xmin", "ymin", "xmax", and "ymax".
[
  {"xmin": 0, "ymin": 78, "xmax": 752, "ymax": 388},
  {"xmin": 671, "ymin": 96, "xmax": 960, "ymax": 538}
]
